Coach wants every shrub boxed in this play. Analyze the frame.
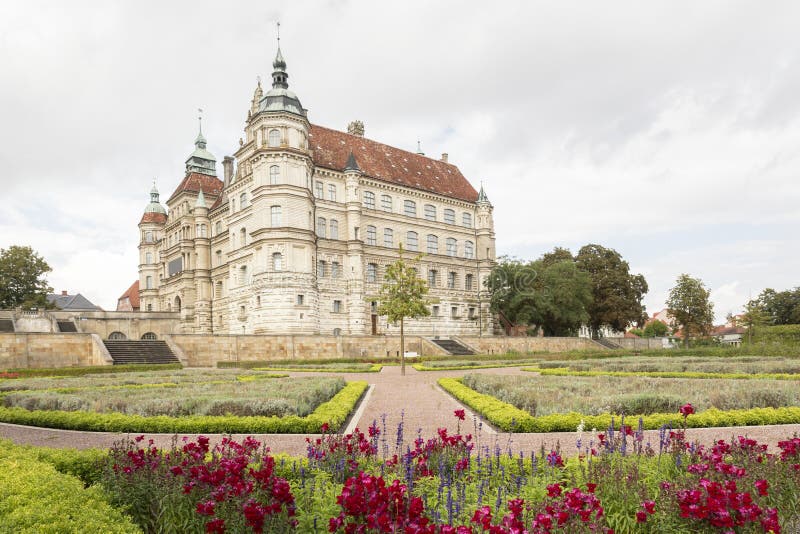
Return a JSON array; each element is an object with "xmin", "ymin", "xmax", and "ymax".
[
  {"xmin": 606, "ymin": 393, "xmax": 684, "ymax": 416},
  {"xmin": 0, "ymin": 445, "xmax": 139, "ymax": 533},
  {"xmin": 3, "ymin": 363, "xmax": 182, "ymax": 378}
]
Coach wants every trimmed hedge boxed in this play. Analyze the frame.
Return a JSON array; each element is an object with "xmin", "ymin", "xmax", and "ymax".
[
  {"xmin": 0, "ymin": 444, "xmax": 139, "ymax": 533},
  {"xmin": 523, "ymin": 367, "xmax": 800, "ymax": 381},
  {"xmin": 412, "ymin": 362, "xmax": 530, "ymax": 372},
  {"xmin": 438, "ymin": 377, "xmax": 800, "ymax": 433},
  {"xmin": 2, "ymin": 363, "xmax": 182, "ymax": 378},
  {"xmin": 218, "ymin": 358, "xmax": 400, "ymax": 369},
  {"xmin": 0, "ymin": 381, "xmax": 368, "ymax": 434},
  {"xmin": 252, "ymin": 364, "xmax": 383, "ymax": 373}
]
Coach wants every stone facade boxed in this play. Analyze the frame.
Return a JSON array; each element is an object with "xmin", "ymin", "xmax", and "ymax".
[
  {"xmin": 136, "ymin": 44, "xmax": 496, "ymax": 337},
  {"xmin": 0, "ymin": 333, "xmax": 111, "ymax": 369}
]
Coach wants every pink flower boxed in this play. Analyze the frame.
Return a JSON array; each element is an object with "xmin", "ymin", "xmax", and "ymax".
[
  {"xmin": 636, "ymin": 510, "xmax": 647, "ymax": 523},
  {"xmin": 321, "ymin": 422, "xmax": 330, "ymax": 433},
  {"xmin": 680, "ymin": 403, "xmax": 695, "ymax": 417},
  {"xmin": 547, "ymin": 483, "xmax": 562, "ymax": 497},
  {"xmin": 642, "ymin": 500, "xmax": 656, "ymax": 514},
  {"xmin": 454, "ymin": 409, "xmax": 466, "ymax": 421},
  {"xmin": 755, "ymin": 479, "xmax": 769, "ymax": 496},
  {"xmin": 196, "ymin": 500, "xmax": 216, "ymax": 516}
]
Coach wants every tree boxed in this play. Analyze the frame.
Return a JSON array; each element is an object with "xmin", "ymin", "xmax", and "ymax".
[
  {"xmin": 376, "ymin": 245, "xmax": 430, "ymax": 376},
  {"xmin": 755, "ymin": 288, "xmax": 800, "ymax": 325},
  {"xmin": 575, "ymin": 244, "xmax": 648, "ymax": 337},
  {"xmin": 740, "ymin": 300, "xmax": 770, "ymax": 344},
  {"xmin": 540, "ymin": 247, "xmax": 574, "ymax": 268},
  {"xmin": 642, "ymin": 319, "xmax": 669, "ymax": 338},
  {"xmin": 666, "ymin": 274, "xmax": 714, "ymax": 347},
  {"xmin": 486, "ymin": 257, "xmax": 591, "ymax": 336},
  {"xmin": 0, "ymin": 245, "xmax": 52, "ymax": 309}
]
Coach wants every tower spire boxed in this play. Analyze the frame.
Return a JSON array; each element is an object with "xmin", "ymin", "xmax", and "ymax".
[{"xmin": 272, "ymin": 22, "xmax": 288, "ymax": 89}]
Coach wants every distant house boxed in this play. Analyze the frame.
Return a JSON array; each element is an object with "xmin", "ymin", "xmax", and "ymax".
[
  {"xmin": 647, "ymin": 309, "xmax": 675, "ymax": 330},
  {"xmin": 116, "ymin": 281, "xmax": 140, "ymax": 312},
  {"xmin": 46, "ymin": 291, "xmax": 101, "ymax": 311},
  {"xmin": 713, "ymin": 325, "xmax": 745, "ymax": 346}
]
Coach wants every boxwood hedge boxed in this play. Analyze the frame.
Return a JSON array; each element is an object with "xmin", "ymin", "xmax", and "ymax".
[
  {"xmin": 438, "ymin": 377, "xmax": 800, "ymax": 432},
  {"xmin": 524, "ymin": 367, "xmax": 800, "ymax": 381},
  {"xmin": 0, "ymin": 380, "xmax": 368, "ymax": 434}
]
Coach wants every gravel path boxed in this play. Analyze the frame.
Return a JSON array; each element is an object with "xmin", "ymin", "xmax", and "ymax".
[{"xmin": 2, "ymin": 365, "xmax": 799, "ymax": 457}]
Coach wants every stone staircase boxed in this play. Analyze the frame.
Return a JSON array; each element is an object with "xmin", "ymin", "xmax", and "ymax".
[
  {"xmin": 430, "ymin": 338, "xmax": 475, "ymax": 356},
  {"xmin": 102, "ymin": 340, "xmax": 180, "ymax": 365},
  {"xmin": 56, "ymin": 320, "xmax": 78, "ymax": 332},
  {"xmin": 593, "ymin": 337, "xmax": 621, "ymax": 350}
]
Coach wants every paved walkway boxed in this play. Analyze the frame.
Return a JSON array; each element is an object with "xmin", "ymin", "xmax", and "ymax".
[{"xmin": 2, "ymin": 366, "xmax": 800, "ymax": 457}]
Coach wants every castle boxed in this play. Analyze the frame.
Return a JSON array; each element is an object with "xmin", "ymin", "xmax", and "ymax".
[{"xmin": 136, "ymin": 43, "xmax": 496, "ymax": 336}]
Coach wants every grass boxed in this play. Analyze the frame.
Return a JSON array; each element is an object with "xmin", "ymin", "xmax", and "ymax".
[
  {"xmin": 252, "ymin": 362, "xmax": 383, "ymax": 373},
  {"xmin": 533, "ymin": 355, "xmax": 800, "ymax": 374},
  {"xmin": 461, "ymin": 373, "xmax": 800, "ymax": 417},
  {"xmin": 2, "ymin": 375, "xmax": 345, "ymax": 418}
]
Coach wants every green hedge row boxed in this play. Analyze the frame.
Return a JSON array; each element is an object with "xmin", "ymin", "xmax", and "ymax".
[
  {"xmin": 524, "ymin": 367, "xmax": 800, "ymax": 381},
  {"xmin": 438, "ymin": 378, "xmax": 800, "ymax": 433},
  {"xmin": 218, "ymin": 358, "xmax": 400, "ymax": 369},
  {"xmin": 0, "ymin": 443, "xmax": 139, "ymax": 533},
  {"xmin": 413, "ymin": 362, "xmax": 530, "ymax": 372},
  {"xmin": 252, "ymin": 364, "xmax": 383, "ymax": 373},
  {"xmin": 0, "ymin": 381, "xmax": 368, "ymax": 434},
  {"xmin": 2, "ymin": 363, "xmax": 182, "ymax": 378}
]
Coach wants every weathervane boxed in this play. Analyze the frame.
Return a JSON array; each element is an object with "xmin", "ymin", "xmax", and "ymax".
[
  {"xmin": 277, "ymin": 21, "xmax": 281, "ymax": 46},
  {"xmin": 198, "ymin": 108, "xmax": 203, "ymax": 134}
]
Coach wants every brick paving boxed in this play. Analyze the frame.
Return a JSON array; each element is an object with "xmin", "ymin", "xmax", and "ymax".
[{"xmin": 2, "ymin": 365, "xmax": 799, "ymax": 457}]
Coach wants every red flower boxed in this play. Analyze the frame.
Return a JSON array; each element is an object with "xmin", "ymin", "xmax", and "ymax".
[
  {"xmin": 636, "ymin": 510, "xmax": 647, "ymax": 523},
  {"xmin": 755, "ymin": 479, "xmax": 769, "ymax": 496},
  {"xmin": 586, "ymin": 483, "xmax": 597, "ymax": 494},
  {"xmin": 547, "ymin": 483, "xmax": 562, "ymax": 497},
  {"xmin": 454, "ymin": 409, "xmax": 466, "ymax": 421},
  {"xmin": 642, "ymin": 500, "xmax": 656, "ymax": 514},
  {"xmin": 680, "ymin": 403, "xmax": 695, "ymax": 417},
  {"xmin": 321, "ymin": 422, "xmax": 330, "ymax": 433},
  {"xmin": 206, "ymin": 518, "xmax": 225, "ymax": 533},
  {"xmin": 196, "ymin": 500, "xmax": 216, "ymax": 516}
]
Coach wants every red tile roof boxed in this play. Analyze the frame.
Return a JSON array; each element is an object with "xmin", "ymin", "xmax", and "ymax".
[
  {"xmin": 309, "ymin": 124, "xmax": 479, "ymax": 202},
  {"xmin": 117, "ymin": 280, "xmax": 140, "ymax": 310},
  {"xmin": 167, "ymin": 172, "xmax": 223, "ymax": 203},
  {"xmin": 139, "ymin": 212, "xmax": 167, "ymax": 225}
]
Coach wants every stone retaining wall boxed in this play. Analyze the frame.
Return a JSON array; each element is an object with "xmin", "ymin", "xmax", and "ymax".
[
  {"xmin": 457, "ymin": 336, "xmax": 598, "ymax": 354},
  {"xmin": 0, "ymin": 333, "xmax": 110, "ymax": 369}
]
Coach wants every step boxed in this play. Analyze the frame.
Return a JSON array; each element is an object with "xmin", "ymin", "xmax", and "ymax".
[
  {"xmin": 430, "ymin": 338, "xmax": 475, "ymax": 356},
  {"xmin": 56, "ymin": 321, "xmax": 78, "ymax": 332},
  {"xmin": 102, "ymin": 340, "xmax": 180, "ymax": 365}
]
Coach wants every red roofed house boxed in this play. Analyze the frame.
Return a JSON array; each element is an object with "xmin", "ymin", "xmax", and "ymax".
[
  {"xmin": 134, "ymin": 43, "xmax": 496, "ymax": 336},
  {"xmin": 116, "ymin": 280, "xmax": 140, "ymax": 312}
]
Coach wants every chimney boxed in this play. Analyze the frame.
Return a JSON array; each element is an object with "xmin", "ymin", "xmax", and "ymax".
[
  {"xmin": 440, "ymin": 153, "xmax": 448, "ymax": 163},
  {"xmin": 222, "ymin": 156, "xmax": 234, "ymax": 186},
  {"xmin": 347, "ymin": 120, "xmax": 365, "ymax": 137},
  {"xmin": 61, "ymin": 290, "xmax": 68, "ymax": 296}
]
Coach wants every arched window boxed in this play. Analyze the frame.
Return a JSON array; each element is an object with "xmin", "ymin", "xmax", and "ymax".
[
  {"xmin": 240, "ymin": 193, "xmax": 248, "ymax": 208},
  {"xmin": 333, "ymin": 328, "xmax": 342, "ymax": 336},
  {"xmin": 406, "ymin": 231, "xmax": 418, "ymax": 251},
  {"xmin": 145, "ymin": 252, "xmax": 152, "ymax": 264},
  {"xmin": 239, "ymin": 265, "xmax": 249, "ymax": 286},
  {"xmin": 174, "ymin": 296, "xmax": 181, "ymax": 312},
  {"xmin": 270, "ymin": 206, "xmax": 281, "ymax": 227},
  {"xmin": 256, "ymin": 296, "xmax": 261, "ymax": 307},
  {"xmin": 427, "ymin": 234, "xmax": 438, "ymax": 254},
  {"xmin": 272, "ymin": 252, "xmax": 283, "ymax": 271},
  {"xmin": 464, "ymin": 240, "xmax": 475, "ymax": 259},
  {"xmin": 108, "ymin": 331, "xmax": 127, "ymax": 340},
  {"xmin": 465, "ymin": 273, "xmax": 474, "ymax": 291},
  {"xmin": 424, "ymin": 204, "xmax": 436, "ymax": 221},
  {"xmin": 363, "ymin": 191, "xmax": 375, "ymax": 209},
  {"xmin": 384, "ymin": 228, "xmax": 393, "ymax": 247},
  {"xmin": 144, "ymin": 231, "xmax": 154, "ymax": 243},
  {"xmin": 145, "ymin": 275, "xmax": 153, "ymax": 290},
  {"xmin": 215, "ymin": 221, "xmax": 222, "ymax": 234},
  {"xmin": 443, "ymin": 209, "xmax": 455, "ymax": 224},
  {"xmin": 240, "ymin": 228, "xmax": 246, "ymax": 246},
  {"xmin": 270, "ymin": 165, "xmax": 280, "ymax": 185},
  {"xmin": 215, "ymin": 280, "xmax": 223, "ymax": 297},
  {"xmin": 215, "ymin": 250, "xmax": 222, "ymax": 266},
  {"xmin": 268, "ymin": 129, "xmax": 281, "ymax": 147},
  {"xmin": 328, "ymin": 184, "xmax": 336, "ymax": 201},
  {"xmin": 381, "ymin": 194, "xmax": 392, "ymax": 211},
  {"xmin": 317, "ymin": 217, "xmax": 327, "ymax": 238},
  {"xmin": 366, "ymin": 225, "xmax": 377, "ymax": 245},
  {"xmin": 404, "ymin": 200, "xmax": 416, "ymax": 217},
  {"xmin": 141, "ymin": 332, "xmax": 157, "ymax": 340},
  {"xmin": 329, "ymin": 219, "xmax": 339, "ymax": 240},
  {"xmin": 463, "ymin": 212, "xmax": 473, "ymax": 228},
  {"xmin": 446, "ymin": 238, "xmax": 457, "ymax": 257},
  {"xmin": 200, "ymin": 224, "xmax": 207, "ymax": 237},
  {"xmin": 231, "ymin": 199, "xmax": 236, "ymax": 212}
]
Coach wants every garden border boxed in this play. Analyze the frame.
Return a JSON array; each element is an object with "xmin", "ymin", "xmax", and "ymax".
[{"xmin": 523, "ymin": 367, "xmax": 800, "ymax": 380}]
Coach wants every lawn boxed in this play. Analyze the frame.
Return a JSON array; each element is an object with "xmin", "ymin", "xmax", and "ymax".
[{"xmin": 535, "ymin": 355, "xmax": 800, "ymax": 375}]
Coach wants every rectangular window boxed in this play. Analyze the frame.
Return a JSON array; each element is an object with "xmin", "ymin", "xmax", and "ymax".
[
  {"xmin": 363, "ymin": 191, "xmax": 375, "ymax": 209},
  {"xmin": 428, "ymin": 269, "xmax": 437, "ymax": 288},
  {"xmin": 424, "ymin": 204, "xmax": 436, "ymax": 221},
  {"xmin": 328, "ymin": 184, "xmax": 336, "ymax": 201},
  {"xmin": 366, "ymin": 263, "xmax": 378, "ymax": 283},
  {"xmin": 464, "ymin": 240, "xmax": 474, "ymax": 259},
  {"xmin": 432, "ymin": 305, "xmax": 439, "ymax": 317},
  {"xmin": 333, "ymin": 300, "xmax": 342, "ymax": 313},
  {"xmin": 366, "ymin": 225, "xmax": 377, "ymax": 245},
  {"xmin": 427, "ymin": 234, "xmax": 438, "ymax": 254},
  {"xmin": 270, "ymin": 206, "xmax": 281, "ymax": 227},
  {"xmin": 296, "ymin": 294, "xmax": 304, "ymax": 305},
  {"xmin": 330, "ymin": 219, "xmax": 339, "ymax": 240},
  {"xmin": 315, "ymin": 181, "xmax": 323, "ymax": 199},
  {"xmin": 383, "ymin": 228, "xmax": 393, "ymax": 247},
  {"xmin": 317, "ymin": 217, "xmax": 327, "ymax": 238},
  {"xmin": 468, "ymin": 307, "xmax": 476, "ymax": 319},
  {"xmin": 443, "ymin": 209, "xmax": 455, "ymax": 224},
  {"xmin": 404, "ymin": 200, "xmax": 416, "ymax": 217},
  {"xmin": 317, "ymin": 260, "xmax": 326, "ymax": 277},
  {"xmin": 463, "ymin": 212, "xmax": 473, "ymax": 228},
  {"xmin": 332, "ymin": 261, "xmax": 341, "ymax": 278},
  {"xmin": 447, "ymin": 271, "xmax": 456, "ymax": 289},
  {"xmin": 465, "ymin": 273, "xmax": 474, "ymax": 291},
  {"xmin": 381, "ymin": 194, "xmax": 392, "ymax": 211},
  {"xmin": 446, "ymin": 238, "xmax": 457, "ymax": 257},
  {"xmin": 451, "ymin": 306, "xmax": 458, "ymax": 318},
  {"xmin": 406, "ymin": 231, "xmax": 418, "ymax": 251}
]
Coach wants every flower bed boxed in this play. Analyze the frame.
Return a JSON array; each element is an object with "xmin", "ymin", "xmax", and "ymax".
[
  {"xmin": 526, "ymin": 367, "xmax": 800, "ymax": 381},
  {"xmin": 252, "ymin": 364, "xmax": 383, "ymax": 373},
  {"xmin": 0, "ymin": 380, "xmax": 368, "ymax": 433},
  {"xmin": 439, "ymin": 377, "xmax": 800, "ymax": 432},
  {"xmin": 1, "ymin": 362, "xmax": 182, "ymax": 378}
]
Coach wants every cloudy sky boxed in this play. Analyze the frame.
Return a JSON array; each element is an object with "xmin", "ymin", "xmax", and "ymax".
[{"xmin": 1, "ymin": 1, "xmax": 798, "ymax": 320}]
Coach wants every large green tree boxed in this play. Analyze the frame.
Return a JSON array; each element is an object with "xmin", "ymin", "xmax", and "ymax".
[
  {"xmin": 0, "ymin": 245, "xmax": 52, "ymax": 309},
  {"xmin": 666, "ymin": 274, "xmax": 715, "ymax": 347},
  {"xmin": 486, "ymin": 256, "xmax": 591, "ymax": 336},
  {"xmin": 575, "ymin": 244, "xmax": 648, "ymax": 336},
  {"xmin": 740, "ymin": 299, "xmax": 771, "ymax": 344},
  {"xmin": 376, "ymin": 245, "xmax": 430, "ymax": 376},
  {"xmin": 642, "ymin": 319, "xmax": 669, "ymax": 338},
  {"xmin": 755, "ymin": 287, "xmax": 800, "ymax": 325}
]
